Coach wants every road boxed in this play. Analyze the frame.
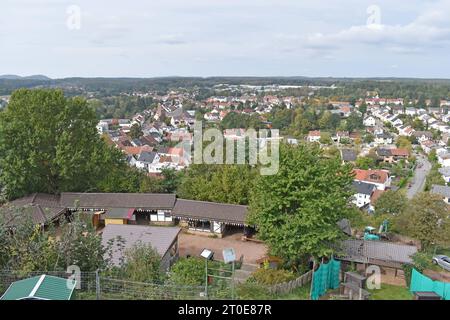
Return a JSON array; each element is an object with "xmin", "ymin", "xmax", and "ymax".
[{"xmin": 407, "ymin": 153, "xmax": 432, "ymax": 199}]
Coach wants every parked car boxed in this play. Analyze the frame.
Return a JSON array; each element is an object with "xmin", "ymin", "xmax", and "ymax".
[{"xmin": 432, "ymin": 255, "xmax": 450, "ymax": 272}]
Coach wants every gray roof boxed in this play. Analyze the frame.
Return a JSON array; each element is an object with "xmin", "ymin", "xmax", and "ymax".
[
  {"xmin": 431, "ymin": 185, "xmax": 450, "ymax": 198},
  {"xmin": 137, "ymin": 151, "xmax": 157, "ymax": 163},
  {"xmin": 376, "ymin": 148, "xmax": 392, "ymax": 157},
  {"xmin": 341, "ymin": 149, "xmax": 357, "ymax": 162},
  {"xmin": 172, "ymin": 199, "xmax": 248, "ymax": 224},
  {"xmin": 439, "ymin": 167, "xmax": 450, "ymax": 176},
  {"xmin": 352, "ymin": 181, "xmax": 376, "ymax": 195},
  {"xmin": 101, "ymin": 225, "xmax": 181, "ymax": 266},
  {"xmin": 376, "ymin": 133, "xmax": 392, "ymax": 139},
  {"xmin": 60, "ymin": 193, "xmax": 176, "ymax": 210},
  {"xmin": 105, "ymin": 208, "xmax": 135, "ymax": 220},
  {"xmin": 1, "ymin": 193, "xmax": 65, "ymax": 226},
  {"xmin": 338, "ymin": 240, "xmax": 417, "ymax": 265}
]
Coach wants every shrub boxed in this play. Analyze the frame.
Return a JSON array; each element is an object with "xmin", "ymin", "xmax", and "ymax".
[
  {"xmin": 249, "ymin": 268, "xmax": 296, "ymax": 285},
  {"xmin": 168, "ymin": 257, "xmax": 205, "ymax": 286},
  {"xmin": 236, "ymin": 281, "xmax": 272, "ymax": 300}
]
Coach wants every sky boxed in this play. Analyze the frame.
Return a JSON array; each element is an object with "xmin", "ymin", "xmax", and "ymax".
[{"xmin": 1, "ymin": 0, "xmax": 450, "ymax": 78}]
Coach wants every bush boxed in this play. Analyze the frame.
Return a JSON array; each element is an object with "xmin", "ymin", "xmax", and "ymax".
[
  {"xmin": 236, "ymin": 281, "xmax": 272, "ymax": 300},
  {"xmin": 403, "ymin": 251, "xmax": 434, "ymax": 288},
  {"xmin": 249, "ymin": 268, "xmax": 296, "ymax": 285},
  {"xmin": 167, "ymin": 257, "xmax": 205, "ymax": 286}
]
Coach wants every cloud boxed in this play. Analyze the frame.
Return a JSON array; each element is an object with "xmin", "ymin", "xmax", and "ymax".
[
  {"xmin": 295, "ymin": 1, "xmax": 450, "ymax": 55},
  {"xmin": 156, "ymin": 34, "xmax": 187, "ymax": 45}
]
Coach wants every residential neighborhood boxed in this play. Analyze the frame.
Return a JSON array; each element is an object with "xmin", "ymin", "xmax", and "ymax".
[{"xmin": 1, "ymin": 0, "xmax": 450, "ymax": 311}]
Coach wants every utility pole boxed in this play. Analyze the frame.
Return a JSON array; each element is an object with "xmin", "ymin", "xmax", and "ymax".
[
  {"xmin": 205, "ymin": 259, "xmax": 208, "ymax": 299},
  {"xmin": 95, "ymin": 269, "xmax": 101, "ymax": 300}
]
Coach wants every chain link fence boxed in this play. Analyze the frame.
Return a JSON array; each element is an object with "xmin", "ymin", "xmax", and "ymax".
[{"xmin": 0, "ymin": 270, "xmax": 230, "ymax": 300}]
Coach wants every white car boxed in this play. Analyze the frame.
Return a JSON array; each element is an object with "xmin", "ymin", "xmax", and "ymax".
[{"xmin": 432, "ymin": 255, "xmax": 450, "ymax": 272}]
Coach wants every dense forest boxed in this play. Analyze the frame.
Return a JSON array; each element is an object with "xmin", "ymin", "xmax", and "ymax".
[{"xmin": 1, "ymin": 77, "xmax": 450, "ymax": 99}]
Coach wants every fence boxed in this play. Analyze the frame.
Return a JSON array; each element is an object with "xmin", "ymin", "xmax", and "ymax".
[
  {"xmin": 0, "ymin": 271, "xmax": 225, "ymax": 300},
  {"xmin": 267, "ymin": 270, "xmax": 313, "ymax": 295}
]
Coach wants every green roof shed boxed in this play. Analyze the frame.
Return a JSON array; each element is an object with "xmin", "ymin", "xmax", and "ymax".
[{"xmin": 0, "ymin": 275, "xmax": 76, "ymax": 300}]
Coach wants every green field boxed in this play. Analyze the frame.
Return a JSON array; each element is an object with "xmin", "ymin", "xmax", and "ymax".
[{"xmin": 369, "ymin": 284, "xmax": 413, "ymax": 300}]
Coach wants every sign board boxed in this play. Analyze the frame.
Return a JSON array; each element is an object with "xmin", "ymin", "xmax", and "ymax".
[
  {"xmin": 200, "ymin": 249, "xmax": 214, "ymax": 260},
  {"xmin": 222, "ymin": 248, "xmax": 236, "ymax": 264}
]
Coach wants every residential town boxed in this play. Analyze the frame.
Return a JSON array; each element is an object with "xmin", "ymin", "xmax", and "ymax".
[
  {"xmin": 2, "ymin": 0, "xmax": 450, "ymax": 308},
  {"xmin": 1, "ymin": 78, "xmax": 449, "ymax": 302}
]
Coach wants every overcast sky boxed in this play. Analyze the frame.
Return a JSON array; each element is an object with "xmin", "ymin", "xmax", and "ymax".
[{"xmin": 1, "ymin": 0, "xmax": 450, "ymax": 78}]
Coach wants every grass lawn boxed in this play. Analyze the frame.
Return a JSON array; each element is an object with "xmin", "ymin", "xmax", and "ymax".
[
  {"xmin": 368, "ymin": 284, "xmax": 413, "ymax": 300},
  {"xmin": 277, "ymin": 285, "xmax": 311, "ymax": 300}
]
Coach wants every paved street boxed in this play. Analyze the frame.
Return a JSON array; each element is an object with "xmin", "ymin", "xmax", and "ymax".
[{"xmin": 407, "ymin": 153, "xmax": 432, "ymax": 199}]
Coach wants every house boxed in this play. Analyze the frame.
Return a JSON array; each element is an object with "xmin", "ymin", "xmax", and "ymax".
[
  {"xmin": 377, "ymin": 148, "xmax": 409, "ymax": 163},
  {"xmin": 334, "ymin": 131, "xmax": 350, "ymax": 143},
  {"xmin": 0, "ymin": 275, "xmax": 76, "ymax": 300},
  {"xmin": 363, "ymin": 116, "xmax": 376, "ymax": 127},
  {"xmin": 374, "ymin": 133, "xmax": 393, "ymax": 145},
  {"xmin": 353, "ymin": 169, "xmax": 391, "ymax": 190},
  {"xmin": 413, "ymin": 131, "xmax": 433, "ymax": 143},
  {"xmin": 96, "ymin": 121, "xmax": 109, "ymax": 134},
  {"xmin": 352, "ymin": 181, "xmax": 376, "ymax": 209},
  {"xmin": 136, "ymin": 151, "xmax": 160, "ymax": 170},
  {"xmin": 398, "ymin": 126, "xmax": 414, "ymax": 137},
  {"xmin": 387, "ymin": 116, "xmax": 403, "ymax": 127},
  {"xmin": 438, "ymin": 167, "xmax": 450, "ymax": 184},
  {"xmin": 420, "ymin": 140, "xmax": 437, "ymax": 154},
  {"xmin": 390, "ymin": 148, "xmax": 410, "ymax": 161},
  {"xmin": 101, "ymin": 225, "xmax": 181, "ymax": 271},
  {"xmin": 286, "ymin": 137, "xmax": 299, "ymax": 145},
  {"xmin": 405, "ymin": 108, "xmax": 417, "ymax": 116},
  {"xmin": 307, "ymin": 130, "xmax": 321, "ymax": 143},
  {"xmin": 341, "ymin": 149, "xmax": 357, "ymax": 163},
  {"xmin": 437, "ymin": 150, "xmax": 450, "ymax": 167},
  {"xmin": 430, "ymin": 185, "xmax": 450, "ymax": 204}
]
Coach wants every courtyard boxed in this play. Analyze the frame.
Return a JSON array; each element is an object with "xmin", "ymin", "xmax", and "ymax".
[{"xmin": 178, "ymin": 231, "xmax": 268, "ymax": 265}]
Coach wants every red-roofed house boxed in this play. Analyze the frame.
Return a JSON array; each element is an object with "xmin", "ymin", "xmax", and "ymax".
[
  {"xmin": 353, "ymin": 169, "xmax": 391, "ymax": 190},
  {"xmin": 307, "ymin": 130, "xmax": 321, "ymax": 143}
]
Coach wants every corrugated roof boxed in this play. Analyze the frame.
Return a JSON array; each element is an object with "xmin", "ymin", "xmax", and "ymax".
[
  {"xmin": 60, "ymin": 192, "xmax": 176, "ymax": 210},
  {"xmin": 101, "ymin": 225, "xmax": 181, "ymax": 266},
  {"xmin": 337, "ymin": 240, "xmax": 417, "ymax": 265},
  {"xmin": 0, "ymin": 275, "xmax": 76, "ymax": 300},
  {"xmin": 172, "ymin": 199, "xmax": 248, "ymax": 224},
  {"xmin": 1, "ymin": 193, "xmax": 65, "ymax": 226}
]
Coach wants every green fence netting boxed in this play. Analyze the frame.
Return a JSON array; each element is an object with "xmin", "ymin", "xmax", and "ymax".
[
  {"xmin": 311, "ymin": 258, "xmax": 341, "ymax": 300},
  {"xmin": 410, "ymin": 268, "xmax": 450, "ymax": 300}
]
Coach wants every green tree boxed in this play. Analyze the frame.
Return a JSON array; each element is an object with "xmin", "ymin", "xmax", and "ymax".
[
  {"xmin": 395, "ymin": 193, "xmax": 450, "ymax": 250},
  {"xmin": 120, "ymin": 243, "xmax": 164, "ymax": 283},
  {"xmin": 178, "ymin": 164, "xmax": 256, "ymax": 205},
  {"xmin": 248, "ymin": 143, "xmax": 354, "ymax": 265},
  {"xmin": 319, "ymin": 132, "xmax": 333, "ymax": 145},
  {"xmin": 396, "ymin": 136, "xmax": 412, "ymax": 152},
  {"xmin": 168, "ymin": 257, "xmax": 205, "ymax": 286},
  {"xmin": 374, "ymin": 190, "xmax": 407, "ymax": 216},
  {"xmin": 129, "ymin": 123, "xmax": 143, "ymax": 140},
  {"xmin": 0, "ymin": 209, "xmax": 106, "ymax": 273},
  {"xmin": 355, "ymin": 157, "xmax": 377, "ymax": 170},
  {"xmin": 0, "ymin": 89, "xmax": 126, "ymax": 200}
]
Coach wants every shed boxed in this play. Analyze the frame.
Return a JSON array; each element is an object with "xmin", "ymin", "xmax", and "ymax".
[
  {"xmin": 101, "ymin": 224, "xmax": 181, "ymax": 271},
  {"xmin": 0, "ymin": 275, "xmax": 76, "ymax": 300},
  {"xmin": 336, "ymin": 240, "xmax": 418, "ymax": 269}
]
